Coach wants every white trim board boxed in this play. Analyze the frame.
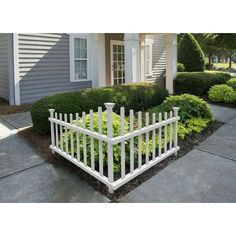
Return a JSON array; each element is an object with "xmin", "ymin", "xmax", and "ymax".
[{"xmin": 13, "ymin": 34, "xmax": 20, "ymax": 105}]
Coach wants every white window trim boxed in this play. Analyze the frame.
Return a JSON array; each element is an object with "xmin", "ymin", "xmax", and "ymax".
[
  {"xmin": 144, "ymin": 38, "xmax": 153, "ymax": 77},
  {"xmin": 69, "ymin": 34, "xmax": 91, "ymax": 82}
]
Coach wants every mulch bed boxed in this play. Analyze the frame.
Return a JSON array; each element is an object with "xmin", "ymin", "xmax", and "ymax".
[
  {"xmin": 19, "ymin": 120, "xmax": 223, "ymax": 201},
  {"xmin": 0, "ymin": 98, "xmax": 32, "ymax": 115}
]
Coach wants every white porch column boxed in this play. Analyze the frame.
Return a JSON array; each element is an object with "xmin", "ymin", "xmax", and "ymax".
[
  {"xmin": 124, "ymin": 33, "xmax": 141, "ymax": 83},
  {"xmin": 166, "ymin": 34, "xmax": 177, "ymax": 94},
  {"xmin": 91, "ymin": 34, "xmax": 106, "ymax": 88}
]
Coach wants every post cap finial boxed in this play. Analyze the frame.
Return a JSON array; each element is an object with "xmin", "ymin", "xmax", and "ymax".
[
  {"xmin": 49, "ymin": 109, "xmax": 55, "ymax": 113},
  {"xmin": 104, "ymin": 103, "xmax": 115, "ymax": 108},
  {"xmin": 173, "ymin": 107, "xmax": 180, "ymax": 111}
]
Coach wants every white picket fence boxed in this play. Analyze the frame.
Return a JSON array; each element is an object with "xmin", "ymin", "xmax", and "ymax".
[{"xmin": 49, "ymin": 103, "xmax": 180, "ymax": 193}]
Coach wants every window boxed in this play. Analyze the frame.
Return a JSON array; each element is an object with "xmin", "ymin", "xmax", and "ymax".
[
  {"xmin": 144, "ymin": 41, "xmax": 153, "ymax": 76},
  {"xmin": 70, "ymin": 35, "xmax": 89, "ymax": 82}
]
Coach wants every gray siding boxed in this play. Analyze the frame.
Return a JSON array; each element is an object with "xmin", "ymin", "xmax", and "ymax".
[
  {"xmin": 146, "ymin": 34, "xmax": 166, "ymax": 85},
  {"xmin": 18, "ymin": 33, "xmax": 92, "ymax": 104},
  {"xmin": 0, "ymin": 34, "xmax": 9, "ymax": 100}
]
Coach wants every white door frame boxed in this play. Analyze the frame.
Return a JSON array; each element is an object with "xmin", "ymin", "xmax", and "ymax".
[{"xmin": 110, "ymin": 40, "xmax": 125, "ymax": 85}]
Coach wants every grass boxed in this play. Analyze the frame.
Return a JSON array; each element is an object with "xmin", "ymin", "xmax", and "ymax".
[
  {"xmin": 0, "ymin": 98, "xmax": 32, "ymax": 115},
  {"xmin": 214, "ymin": 62, "xmax": 236, "ymax": 69}
]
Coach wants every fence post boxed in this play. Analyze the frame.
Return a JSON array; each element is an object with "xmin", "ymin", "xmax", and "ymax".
[
  {"xmin": 104, "ymin": 103, "xmax": 115, "ymax": 193},
  {"xmin": 173, "ymin": 107, "xmax": 180, "ymax": 156},
  {"xmin": 49, "ymin": 109, "xmax": 55, "ymax": 154}
]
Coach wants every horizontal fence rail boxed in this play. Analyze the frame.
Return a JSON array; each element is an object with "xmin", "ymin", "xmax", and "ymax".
[{"xmin": 49, "ymin": 103, "xmax": 180, "ymax": 193}]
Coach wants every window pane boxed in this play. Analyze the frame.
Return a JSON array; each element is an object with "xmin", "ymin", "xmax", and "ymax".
[
  {"xmin": 74, "ymin": 38, "xmax": 81, "ymax": 58},
  {"xmin": 74, "ymin": 38, "xmax": 87, "ymax": 59},
  {"xmin": 80, "ymin": 38, "xmax": 87, "ymax": 49},
  {"xmin": 74, "ymin": 60, "xmax": 87, "ymax": 80}
]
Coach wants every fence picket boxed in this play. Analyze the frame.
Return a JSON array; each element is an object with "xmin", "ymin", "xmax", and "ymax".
[
  {"xmin": 152, "ymin": 113, "xmax": 156, "ymax": 160},
  {"xmin": 164, "ymin": 112, "xmax": 167, "ymax": 153},
  {"xmin": 120, "ymin": 107, "xmax": 125, "ymax": 179},
  {"xmin": 158, "ymin": 113, "xmax": 162, "ymax": 157},
  {"xmin": 55, "ymin": 112, "xmax": 59, "ymax": 148},
  {"xmin": 69, "ymin": 114, "xmax": 74, "ymax": 158},
  {"xmin": 49, "ymin": 109, "xmax": 55, "ymax": 149},
  {"xmin": 59, "ymin": 113, "xmax": 63, "ymax": 151},
  {"xmin": 129, "ymin": 109, "xmax": 134, "ymax": 173},
  {"xmin": 90, "ymin": 110, "xmax": 95, "ymax": 171},
  {"xmin": 173, "ymin": 107, "xmax": 180, "ymax": 156},
  {"xmin": 98, "ymin": 107, "xmax": 103, "ymax": 176},
  {"xmin": 169, "ymin": 111, "xmax": 173, "ymax": 150},
  {"xmin": 82, "ymin": 112, "xmax": 87, "ymax": 166},
  {"xmin": 145, "ymin": 112, "xmax": 149, "ymax": 164},
  {"xmin": 75, "ymin": 113, "xmax": 80, "ymax": 161},
  {"xmin": 64, "ymin": 113, "xmax": 68, "ymax": 155},
  {"xmin": 138, "ymin": 111, "xmax": 142, "ymax": 168}
]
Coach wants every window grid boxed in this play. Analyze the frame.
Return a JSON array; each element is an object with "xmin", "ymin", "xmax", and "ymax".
[{"xmin": 113, "ymin": 43, "xmax": 125, "ymax": 85}]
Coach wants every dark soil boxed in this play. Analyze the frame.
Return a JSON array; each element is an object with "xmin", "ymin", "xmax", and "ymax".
[
  {"xmin": 19, "ymin": 120, "xmax": 223, "ymax": 201},
  {"xmin": 0, "ymin": 98, "xmax": 32, "ymax": 115}
]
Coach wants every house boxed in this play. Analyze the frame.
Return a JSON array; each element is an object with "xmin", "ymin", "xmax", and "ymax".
[{"xmin": 0, "ymin": 33, "xmax": 177, "ymax": 105}]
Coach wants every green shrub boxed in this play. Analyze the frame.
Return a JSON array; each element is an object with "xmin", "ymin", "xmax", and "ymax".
[
  {"xmin": 61, "ymin": 94, "xmax": 212, "ymax": 172},
  {"xmin": 208, "ymin": 84, "xmax": 236, "ymax": 103},
  {"xmin": 226, "ymin": 78, "xmax": 236, "ymax": 90},
  {"xmin": 178, "ymin": 33, "xmax": 205, "ymax": 72},
  {"xmin": 174, "ymin": 71, "xmax": 231, "ymax": 96},
  {"xmin": 148, "ymin": 94, "xmax": 213, "ymax": 123},
  {"xmin": 178, "ymin": 118, "xmax": 211, "ymax": 139},
  {"xmin": 177, "ymin": 63, "xmax": 185, "ymax": 72},
  {"xmin": 143, "ymin": 94, "xmax": 213, "ymax": 153},
  {"xmin": 31, "ymin": 83, "xmax": 169, "ymax": 135},
  {"xmin": 63, "ymin": 112, "xmax": 129, "ymax": 173}
]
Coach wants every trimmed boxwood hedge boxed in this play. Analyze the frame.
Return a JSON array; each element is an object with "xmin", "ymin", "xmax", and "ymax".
[
  {"xmin": 148, "ymin": 94, "xmax": 212, "ymax": 123},
  {"xmin": 174, "ymin": 71, "xmax": 231, "ymax": 96},
  {"xmin": 31, "ymin": 83, "xmax": 169, "ymax": 135}
]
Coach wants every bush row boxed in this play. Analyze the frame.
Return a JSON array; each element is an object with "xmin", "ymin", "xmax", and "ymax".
[
  {"xmin": 31, "ymin": 83, "xmax": 169, "ymax": 134},
  {"xmin": 61, "ymin": 93, "xmax": 213, "ymax": 173},
  {"xmin": 174, "ymin": 71, "xmax": 231, "ymax": 96}
]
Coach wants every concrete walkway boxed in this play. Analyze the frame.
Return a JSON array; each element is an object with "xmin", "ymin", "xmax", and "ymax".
[
  {"xmin": 119, "ymin": 105, "xmax": 236, "ymax": 202},
  {"xmin": 0, "ymin": 112, "xmax": 109, "ymax": 203},
  {"xmin": 1, "ymin": 105, "xmax": 236, "ymax": 203}
]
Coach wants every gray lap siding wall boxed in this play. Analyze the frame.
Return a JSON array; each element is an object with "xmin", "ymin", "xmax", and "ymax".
[
  {"xmin": 146, "ymin": 34, "xmax": 167, "ymax": 86},
  {"xmin": 18, "ymin": 34, "xmax": 92, "ymax": 104},
  {"xmin": 0, "ymin": 33, "xmax": 9, "ymax": 100}
]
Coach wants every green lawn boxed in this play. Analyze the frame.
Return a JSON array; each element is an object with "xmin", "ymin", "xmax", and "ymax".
[{"xmin": 214, "ymin": 62, "xmax": 236, "ymax": 69}]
